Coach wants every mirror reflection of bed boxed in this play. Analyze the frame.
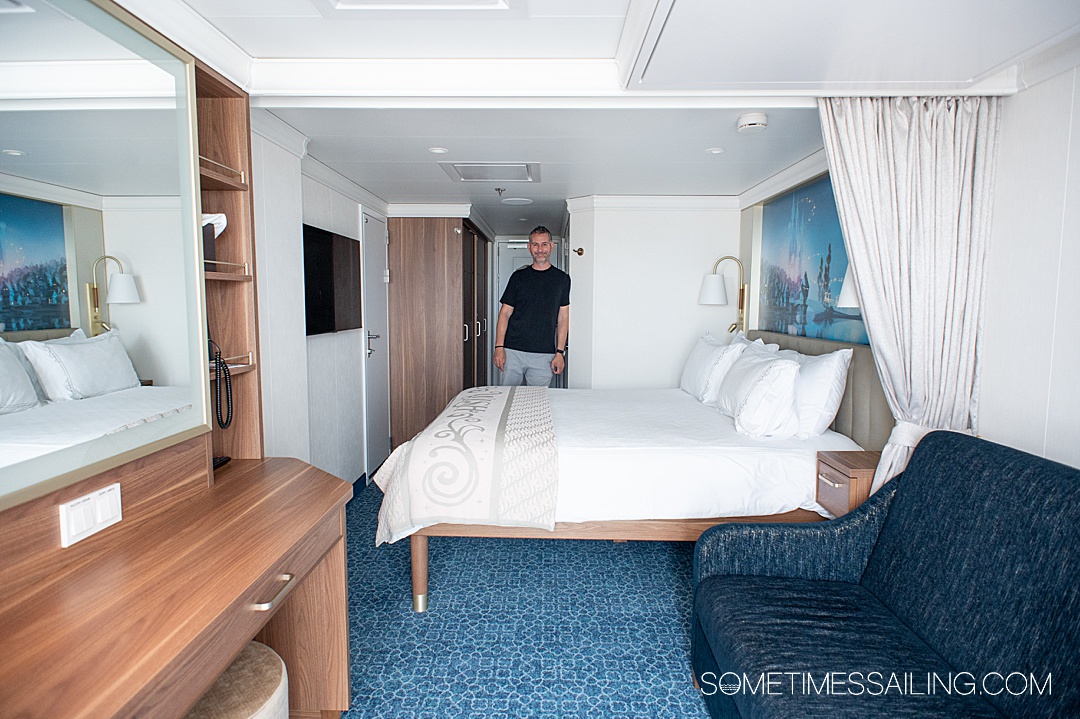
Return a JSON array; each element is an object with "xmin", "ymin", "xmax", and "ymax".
[
  {"xmin": 0, "ymin": 326, "xmax": 193, "ymax": 470},
  {"xmin": 374, "ymin": 329, "xmax": 892, "ymax": 612},
  {"xmin": 0, "ymin": 0, "xmax": 206, "ymax": 508}
]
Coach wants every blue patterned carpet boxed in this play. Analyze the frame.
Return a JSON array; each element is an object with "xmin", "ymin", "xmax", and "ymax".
[{"xmin": 343, "ymin": 483, "xmax": 711, "ymax": 719}]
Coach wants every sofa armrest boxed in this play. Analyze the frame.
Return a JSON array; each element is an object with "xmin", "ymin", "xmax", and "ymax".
[{"xmin": 694, "ymin": 478, "xmax": 899, "ymax": 586}]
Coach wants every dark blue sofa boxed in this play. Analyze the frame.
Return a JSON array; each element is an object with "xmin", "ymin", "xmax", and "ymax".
[{"xmin": 692, "ymin": 431, "xmax": 1078, "ymax": 718}]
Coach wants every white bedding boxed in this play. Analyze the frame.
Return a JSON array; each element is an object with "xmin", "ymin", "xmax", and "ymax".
[
  {"xmin": 0, "ymin": 386, "xmax": 192, "ymax": 469},
  {"xmin": 550, "ymin": 388, "xmax": 861, "ymax": 521}
]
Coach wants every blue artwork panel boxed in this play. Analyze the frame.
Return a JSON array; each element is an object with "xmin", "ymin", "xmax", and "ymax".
[
  {"xmin": 758, "ymin": 174, "xmax": 868, "ymax": 344},
  {"xmin": 0, "ymin": 193, "xmax": 70, "ymax": 332}
]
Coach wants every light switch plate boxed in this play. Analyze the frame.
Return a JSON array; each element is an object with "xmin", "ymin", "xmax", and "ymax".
[{"xmin": 59, "ymin": 483, "xmax": 122, "ymax": 548}]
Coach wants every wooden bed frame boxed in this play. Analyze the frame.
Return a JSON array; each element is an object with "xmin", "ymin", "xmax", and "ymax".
[{"xmin": 405, "ymin": 331, "xmax": 892, "ymax": 612}]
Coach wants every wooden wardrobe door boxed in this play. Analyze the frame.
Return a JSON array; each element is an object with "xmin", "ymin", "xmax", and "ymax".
[
  {"xmin": 474, "ymin": 238, "xmax": 489, "ymax": 386},
  {"xmin": 462, "ymin": 227, "xmax": 476, "ymax": 389},
  {"xmin": 388, "ymin": 217, "xmax": 463, "ymax": 448}
]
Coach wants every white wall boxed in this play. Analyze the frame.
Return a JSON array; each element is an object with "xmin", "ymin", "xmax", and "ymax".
[
  {"xmin": 102, "ymin": 198, "xmax": 189, "ymax": 386},
  {"xmin": 251, "ymin": 130, "xmax": 311, "ymax": 463},
  {"xmin": 252, "ymin": 110, "xmax": 389, "ymax": 483},
  {"xmin": 979, "ymin": 64, "xmax": 1080, "ymax": 468},
  {"xmin": 301, "ymin": 173, "xmax": 367, "ymax": 483},
  {"xmin": 566, "ymin": 196, "xmax": 742, "ymax": 389}
]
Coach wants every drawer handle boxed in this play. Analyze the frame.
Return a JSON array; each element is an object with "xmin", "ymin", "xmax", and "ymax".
[
  {"xmin": 251, "ymin": 573, "xmax": 297, "ymax": 612},
  {"xmin": 818, "ymin": 473, "xmax": 844, "ymax": 489}
]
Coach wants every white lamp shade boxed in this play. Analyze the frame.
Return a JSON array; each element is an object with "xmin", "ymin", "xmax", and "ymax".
[
  {"xmin": 106, "ymin": 273, "xmax": 141, "ymax": 304},
  {"xmin": 836, "ymin": 265, "xmax": 859, "ymax": 309},
  {"xmin": 698, "ymin": 273, "xmax": 729, "ymax": 305}
]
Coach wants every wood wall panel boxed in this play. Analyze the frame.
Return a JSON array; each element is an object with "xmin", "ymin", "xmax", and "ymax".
[{"xmin": 0, "ymin": 434, "xmax": 212, "ymax": 604}]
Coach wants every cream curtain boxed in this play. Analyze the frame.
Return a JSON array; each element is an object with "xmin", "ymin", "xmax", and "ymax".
[{"xmin": 818, "ymin": 97, "xmax": 1001, "ymax": 491}]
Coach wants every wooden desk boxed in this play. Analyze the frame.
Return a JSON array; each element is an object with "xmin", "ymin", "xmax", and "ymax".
[{"xmin": 0, "ymin": 453, "xmax": 352, "ymax": 719}]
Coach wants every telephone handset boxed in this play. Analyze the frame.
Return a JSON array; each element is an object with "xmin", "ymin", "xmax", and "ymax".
[
  {"xmin": 209, "ymin": 338, "xmax": 233, "ymax": 471},
  {"xmin": 209, "ymin": 338, "xmax": 233, "ymax": 429}
]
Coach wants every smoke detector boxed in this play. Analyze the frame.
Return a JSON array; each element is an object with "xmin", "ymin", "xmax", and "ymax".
[{"xmin": 737, "ymin": 112, "xmax": 768, "ymax": 134}]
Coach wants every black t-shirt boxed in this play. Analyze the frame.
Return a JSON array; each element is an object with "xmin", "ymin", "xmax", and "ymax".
[{"xmin": 500, "ymin": 265, "xmax": 571, "ymax": 354}]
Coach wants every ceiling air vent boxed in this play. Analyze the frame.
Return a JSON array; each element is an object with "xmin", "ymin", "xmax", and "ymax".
[{"xmin": 440, "ymin": 162, "xmax": 541, "ymax": 183}]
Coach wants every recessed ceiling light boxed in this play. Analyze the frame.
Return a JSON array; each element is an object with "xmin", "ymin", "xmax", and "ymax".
[
  {"xmin": 501, "ymin": 197, "xmax": 532, "ymax": 205},
  {"xmin": 428, "ymin": 147, "xmax": 449, "ymax": 154},
  {"xmin": 2, "ymin": 149, "xmax": 26, "ymax": 156},
  {"xmin": 705, "ymin": 147, "xmax": 725, "ymax": 154},
  {"xmin": 519, "ymin": 218, "xmax": 528, "ymax": 222}
]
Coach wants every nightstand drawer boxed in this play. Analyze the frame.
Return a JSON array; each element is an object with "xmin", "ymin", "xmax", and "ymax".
[
  {"xmin": 817, "ymin": 463, "xmax": 856, "ymax": 517},
  {"xmin": 816, "ymin": 450, "xmax": 880, "ymax": 517}
]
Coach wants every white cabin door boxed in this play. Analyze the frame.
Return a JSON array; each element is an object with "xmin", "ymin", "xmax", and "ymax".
[{"xmin": 362, "ymin": 213, "xmax": 391, "ymax": 477}]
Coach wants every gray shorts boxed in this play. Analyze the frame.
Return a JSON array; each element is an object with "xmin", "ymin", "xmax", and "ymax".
[{"xmin": 501, "ymin": 348, "xmax": 554, "ymax": 387}]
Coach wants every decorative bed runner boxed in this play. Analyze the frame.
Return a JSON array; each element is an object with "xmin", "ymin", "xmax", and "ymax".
[{"xmin": 375, "ymin": 386, "xmax": 558, "ymax": 545}]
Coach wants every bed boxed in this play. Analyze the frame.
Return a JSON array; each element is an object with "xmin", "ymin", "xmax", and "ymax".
[
  {"xmin": 0, "ymin": 329, "xmax": 193, "ymax": 470},
  {"xmin": 375, "ymin": 331, "xmax": 892, "ymax": 612}
]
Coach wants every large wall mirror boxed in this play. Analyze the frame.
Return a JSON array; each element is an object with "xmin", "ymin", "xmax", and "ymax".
[{"xmin": 0, "ymin": 0, "xmax": 209, "ymax": 509}]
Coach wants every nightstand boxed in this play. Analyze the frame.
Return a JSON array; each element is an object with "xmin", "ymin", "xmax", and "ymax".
[{"xmin": 816, "ymin": 450, "xmax": 882, "ymax": 517}]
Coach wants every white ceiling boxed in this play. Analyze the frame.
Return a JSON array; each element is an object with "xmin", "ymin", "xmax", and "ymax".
[
  {"xmin": 8, "ymin": 0, "xmax": 1080, "ymax": 234},
  {"xmin": 270, "ymin": 105, "xmax": 824, "ymax": 233}
]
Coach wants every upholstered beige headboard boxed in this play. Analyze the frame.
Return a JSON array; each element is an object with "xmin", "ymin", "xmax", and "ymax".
[
  {"xmin": 747, "ymin": 330, "xmax": 892, "ymax": 451},
  {"xmin": 0, "ymin": 328, "xmax": 77, "ymax": 342}
]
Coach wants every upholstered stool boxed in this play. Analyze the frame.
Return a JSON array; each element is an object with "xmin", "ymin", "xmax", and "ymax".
[{"xmin": 184, "ymin": 641, "xmax": 288, "ymax": 719}]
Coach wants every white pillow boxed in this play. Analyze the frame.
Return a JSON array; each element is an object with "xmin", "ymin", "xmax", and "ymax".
[
  {"xmin": 778, "ymin": 347, "xmax": 853, "ymax": 438},
  {"xmin": 731, "ymin": 330, "xmax": 779, "ymax": 352},
  {"xmin": 0, "ymin": 343, "xmax": 40, "ymax": 415},
  {"xmin": 5, "ymin": 329, "xmax": 87, "ymax": 402},
  {"xmin": 20, "ymin": 329, "xmax": 139, "ymax": 401},
  {"xmin": 679, "ymin": 333, "xmax": 740, "ymax": 402},
  {"xmin": 715, "ymin": 346, "xmax": 801, "ymax": 439},
  {"xmin": 701, "ymin": 341, "xmax": 748, "ymax": 405}
]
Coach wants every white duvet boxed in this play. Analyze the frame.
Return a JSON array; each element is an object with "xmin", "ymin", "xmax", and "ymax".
[
  {"xmin": 0, "ymin": 386, "xmax": 192, "ymax": 469},
  {"xmin": 550, "ymin": 388, "xmax": 861, "ymax": 521}
]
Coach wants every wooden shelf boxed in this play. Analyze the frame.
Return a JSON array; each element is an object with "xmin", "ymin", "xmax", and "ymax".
[
  {"xmin": 208, "ymin": 362, "xmax": 256, "ymax": 380},
  {"xmin": 205, "ymin": 270, "xmax": 252, "ymax": 282},
  {"xmin": 197, "ymin": 59, "xmax": 262, "ymax": 461},
  {"xmin": 200, "ymin": 166, "xmax": 248, "ymax": 192}
]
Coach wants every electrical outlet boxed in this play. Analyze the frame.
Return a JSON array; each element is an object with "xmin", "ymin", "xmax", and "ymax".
[{"xmin": 59, "ymin": 483, "xmax": 122, "ymax": 547}]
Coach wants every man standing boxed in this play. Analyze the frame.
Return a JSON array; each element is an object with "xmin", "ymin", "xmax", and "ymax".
[{"xmin": 493, "ymin": 226, "xmax": 570, "ymax": 386}]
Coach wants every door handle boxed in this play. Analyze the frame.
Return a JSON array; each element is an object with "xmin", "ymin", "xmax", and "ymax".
[
  {"xmin": 369, "ymin": 333, "xmax": 380, "ymax": 340},
  {"xmin": 476, "ymin": 320, "xmax": 481, "ymax": 337},
  {"xmin": 463, "ymin": 323, "xmax": 469, "ymax": 342},
  {"xmin": 367, "ymin": 332, "xmax": 380, "ymax": 357}
]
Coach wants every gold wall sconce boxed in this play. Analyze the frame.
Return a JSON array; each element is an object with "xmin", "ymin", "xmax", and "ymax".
[
  {"xmin": 86, "ymin": 255, "xmax": 141, "ymax": 336},
  {"xmin": 698, "ymin": 255, "xmax": 747, "ymax": 333}
]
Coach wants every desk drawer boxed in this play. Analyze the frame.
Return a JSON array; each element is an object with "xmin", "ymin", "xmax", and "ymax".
[
  {"xmin": 246, "ymin": 510, "xmax": 342, "ymax": 618},
  {"xmin": 174, "ymin": 511, "xmax": 343, "ymax": 714},
  {"xmin": 817, "ymin": 462, "xmax": 855, "ymax": 517}
]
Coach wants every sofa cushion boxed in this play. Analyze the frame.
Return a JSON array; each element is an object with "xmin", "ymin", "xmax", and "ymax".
[
  {"xmin": 694, "ymin": 575, "xmax": 1002, "ymax": 718},
  {"xmin": 861, "ymin": 432, "xmax": 1079, "ymax": 719}
]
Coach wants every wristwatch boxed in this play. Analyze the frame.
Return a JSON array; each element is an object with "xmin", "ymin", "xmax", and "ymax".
[{"xmin": 556, "ymin": 349, "xmax": 565, "ymax": 355}]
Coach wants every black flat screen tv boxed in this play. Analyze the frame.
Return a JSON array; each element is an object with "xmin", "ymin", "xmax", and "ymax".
[{"xmin": 303, "ymin": 223, "xmax": 362, "ymax": 335}]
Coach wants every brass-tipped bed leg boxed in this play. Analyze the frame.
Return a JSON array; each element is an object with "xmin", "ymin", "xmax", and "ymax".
[{"xmin": 410, "ymin": 534, "xmax": 429, "ymax": 613}]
